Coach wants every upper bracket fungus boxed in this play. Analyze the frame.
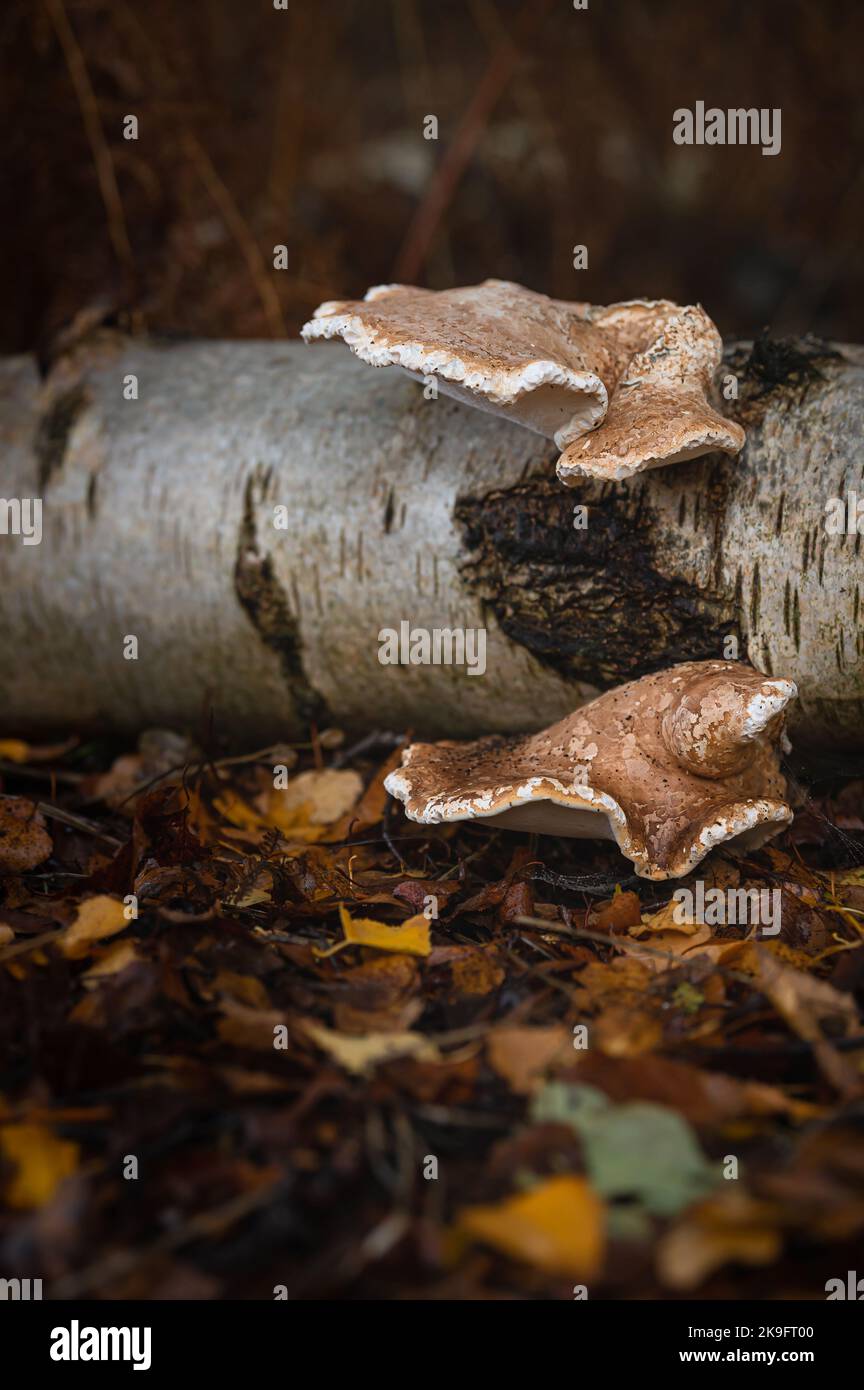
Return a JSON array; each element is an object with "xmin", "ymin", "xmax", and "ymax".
[
  {"xmin": 383, "ymin": 661, "xmax": 796, "ymax": 881},
  {"xmin": 302, "ymin": 280, "xmax": 745, "ymax": 482}
]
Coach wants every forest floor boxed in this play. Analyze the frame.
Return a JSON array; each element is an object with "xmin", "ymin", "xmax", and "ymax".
[{"xmin": 1, "ymin": 727, "xmax": 863, "ymax": 1300}]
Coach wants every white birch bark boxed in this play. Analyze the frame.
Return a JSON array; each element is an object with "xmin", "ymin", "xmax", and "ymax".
[{"xmin": 0, "ymin": 336, "xmax": 861, "ymax": 752}]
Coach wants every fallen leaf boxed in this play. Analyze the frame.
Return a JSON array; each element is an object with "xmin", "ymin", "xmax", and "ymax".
[
  {"xmin": 59, "ymin": 895, "xmax": 129, "ymax": 959},
  {"xmin": 532, "ymin": 1083, "xmax": 718, "ymax": 1215},
  {"xmin": 430, "ymin": 943, "xmax": 505, "ymax": 999},
  {"xmin": 577, "ymin": 954, "xmax": 653, "ymax": 1002},
  {"xmin": 0, "ymin": 795, "xmax": 52, "ymax": 872},
  {"xmin": 393, "ymin": 878, "xmax": 461, "ymax": 915},
  {"xmin": 213, "ymin": 971, "xmax": 272, "ymax": 1010},
  {"xmin": 82, "ymin": 939, "xmax": 142, "ymax": 981},
  {"xmin": 657, "ymin": 1192, "xmax": 782, "ymax": 1290},
  {"xmin": 0, "ymin": 739, "xmax": 31, "ymax": 762},
  {"xmin": 338, "ymin": 953, "xmax": 420, "ymax": 1006},
  {"xmin": 301, "ymin": 1019, "xmax": 439, "ymax": 1075},
  {"xmin": 314, "ymin": 904, "xmax": 431, "ymax": 958},
  {"xmin": 639, "ymin": 899, "xmax": 703, "ymax": 933},
  {"xmin": 217, "ymin": 997, "xmax": 288, "ymax": 1051},
  {"xmin": 755, "ymin": 947, "xmax": 863, "ymax": 1094},
  {"xmin": 327, "ymin": 748, "xmax": 403, "ymax": 837},
  {"xmin": 622, "ymin": 916, "xmax": 713, "ymax": 973},
  {"xmin": 0, "ymin": 738, "xmax": 75, "ymax": 763},
  {"xmin": 264, "ymin": 768, "xmax": 363, "ymax": 841},
  {"xmin": 0, "ymin": 1122, "xmax": 80, "ymax": 1209},
  {"xmin": 212, "ymin": 789, "xmax": 266, "ymax": 832},
  {"xmin": 591, "ymin": 890, "xmax": 642, "ymax": 932},
  {"xmin": 593, "ymin": 1004, "xmax": 663, "ymax": 1058},
  {"xmin": 756, "ymin": 947, "xmax": 860, "ymax": 1040},
  {"xmin": 561, "ymin": 1052, "xmax": 818, "ymax": 1125},
  {"xmin": 333, "ymin": 998, "xmax": 424, "ymax": 1033},
  {"xmin": 487, "ymin": 1025, "xmax": 571, "ymax": 1094},
  {"xmin": 456, "ymin": 1175, "xmax": 604, "ymax": 1279},
  {"xmin": 331, "ymin": 954, "xmax": 423, "ymax": 1032}
]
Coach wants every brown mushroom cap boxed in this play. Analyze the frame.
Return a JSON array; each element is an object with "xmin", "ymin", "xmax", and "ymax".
[
  {"xmin": 383, "ymin": 661, "xmax": 795, "ymax": 880},
  {"xmin": 303, "ymin": 280, "xmax": 613, "ymax": 444},
  {"xmin": 557, "ymin": 305, "xmax": 746, "ymax": 482},
  {"xmin": 302, "ymin": 282, "xmax": 744, "ymax": 477}
]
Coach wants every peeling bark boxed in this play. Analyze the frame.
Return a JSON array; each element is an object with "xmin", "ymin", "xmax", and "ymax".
[{"xmin": 0, "ymin": 334, "xmax": 860, "ymax": 751}]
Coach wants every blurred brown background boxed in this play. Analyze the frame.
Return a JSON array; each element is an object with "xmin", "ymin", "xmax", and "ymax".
[{"xmin": 5, "ymin": 0, "xmax": 863, "ymax": 354}]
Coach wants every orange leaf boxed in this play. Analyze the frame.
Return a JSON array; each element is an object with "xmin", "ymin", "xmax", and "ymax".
[
  {"xmin": 457, "ymin": 1175, "xmax": 604, "ymax": 1279},
  {"xmin": 1, "ymin": 1122, "xmax": 80, "ymax": 1209}
]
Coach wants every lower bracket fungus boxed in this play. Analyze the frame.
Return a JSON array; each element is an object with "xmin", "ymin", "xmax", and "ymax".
[
  {"xmin": 383, "ymin": 661, "xmax": 796, "ymax": 881},
  {"xmin": 302, "ymin": 280, "xmax": 744, "ymax": 481}
]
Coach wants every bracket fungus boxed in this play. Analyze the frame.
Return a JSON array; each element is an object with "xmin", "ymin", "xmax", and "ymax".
[
  {"xmin": 302, "ymin": 280, "xmax": 745, "ymax": 482},
  {"xmin": 383, "ymin": 662, "xmax": 796, "ymax": 880}
]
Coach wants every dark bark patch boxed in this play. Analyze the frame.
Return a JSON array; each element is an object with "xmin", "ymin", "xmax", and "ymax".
[
  {"xmin": 723, "ymin": 334, "xmax": 842, "ymax": 429},
  {"xmin": 455, "ymin": 470, "xmax": 739, "ymax": 689},
  {"xmin": 234, "ymin": 470, "xmax": 328, "ymax": 726},
  {"xmin": 383, "ymin": 487, "xmax": 395, "ymax": 534},
  {"xmin": 33, "ymin": 383, "xmax": 90, "ymax": 490}
]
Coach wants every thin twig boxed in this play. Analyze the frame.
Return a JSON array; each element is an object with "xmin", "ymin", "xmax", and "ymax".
[
  {"xmin": 37, "ymin": 802, "xmax": 124, "ymax": 848},
  {"xmin": 180, "ymin": 131, "xmax": 286, "ymax": 340},
  {"xmin": 45, "ymin": 0, "xmax": 135, "ymax": 288},
  {"xmin": 393, "ymin": 0, "xmax": 554, "ymax": 281}
]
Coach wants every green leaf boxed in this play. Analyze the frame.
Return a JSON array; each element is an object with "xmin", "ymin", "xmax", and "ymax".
[{"xmin": 531, "ymin": 1082, "xmax": 718, "ymax": 1216}]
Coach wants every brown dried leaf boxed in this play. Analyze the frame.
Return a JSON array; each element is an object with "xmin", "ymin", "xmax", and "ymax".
[
  {"xmin": 301, "ymin": 1019, "xmax": 439, "ymax": 1075},
  {"xmin": 657, "ymin": 1192, "xmax": 782, "ymax": 1290},
  {"xmin": 487, "ymin": 1025, "xmax": 571, "ymax": 1094},
  {"xmin": 0, "ymin": 1122, "xmax": 80, "ymax": 1210}
]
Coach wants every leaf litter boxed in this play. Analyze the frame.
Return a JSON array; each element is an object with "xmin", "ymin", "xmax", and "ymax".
[{"xmin": 0, "ymin": 732, "xmax": 862, "ymax": 1298}]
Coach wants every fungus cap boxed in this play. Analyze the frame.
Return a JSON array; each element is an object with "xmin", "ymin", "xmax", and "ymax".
[
  {"xmin": 302, "ymin": 281, "xmax": 745, "ymax": 477},
  {"xmin": 383, "ymin": 661, "xmax": 796, "ymax": 881}
]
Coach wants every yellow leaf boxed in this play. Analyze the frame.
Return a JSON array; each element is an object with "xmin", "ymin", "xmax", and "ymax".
[
  {"xmin": 301, "ymin": 1019, "xmax": 439, "ymax": 1075},
  {"xmin": 457, "ymin": 1175, "xmax": 605, "ymax": 1279},
  {"xmin": 212, "ymin": 790, "xmax": 267, "ymax": 832},
  {"xmin": 265, "ymin": 769, "xmax": 363, "ymax": 841},
  {"xmin": 0, "ymin": 739, "xmax": 30, "ymax": 762},
  {"xmin": 639, "ymin": 899, "xmax": 702, "ymax": 933},
  {"xmin": 82, "ymin": 939, "xmax": 141, "ymax": 981},
  {"xmin": 59, "ymin": 895, "xmax": 128, "ymax": 959},
  {"xmin": 1, "ymin": 1122, "xmax": 80, "ymax": 1209},
  {"xmin": 314, "ymin": 905, "xmax": 431, "ymax": 958}
]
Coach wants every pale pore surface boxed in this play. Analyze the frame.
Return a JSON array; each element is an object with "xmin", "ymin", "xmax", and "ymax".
[{"xmin": 384, "ymin": 661, "xmax": 795, "ymax": 880}]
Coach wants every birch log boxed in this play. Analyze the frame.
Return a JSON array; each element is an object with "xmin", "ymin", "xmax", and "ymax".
[{"xmin": 0, "ymin": 335, "xmax": 861, "ymax": 753}]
